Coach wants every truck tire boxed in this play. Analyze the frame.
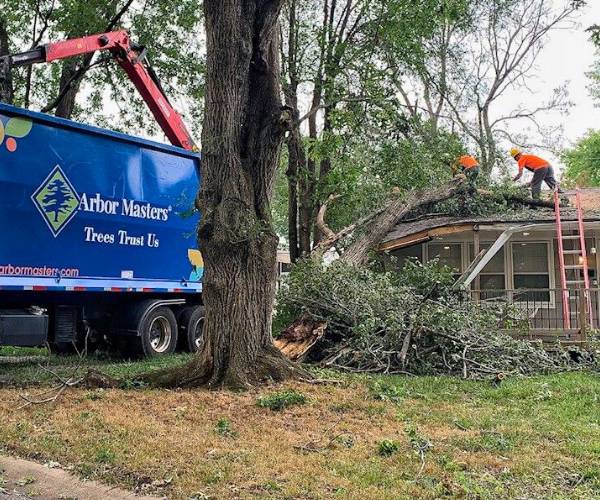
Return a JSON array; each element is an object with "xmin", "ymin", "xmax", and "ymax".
[
  {"xmin": 179, "ymin": 306, "xmax": 205, "ymax": 353},
  {"xmin": 132, "ymin": 306, "xmax": 178, "ymax": 358}
]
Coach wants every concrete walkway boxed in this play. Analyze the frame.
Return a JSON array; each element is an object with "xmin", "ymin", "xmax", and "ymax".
[{"xmin": 0, "ymin": 456, "xmax": 160, "ymax": 500}]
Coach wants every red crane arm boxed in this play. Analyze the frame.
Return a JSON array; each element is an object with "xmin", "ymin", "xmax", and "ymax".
[{"xmin": 1, "ymin": 30, "xmax": 197, "ymax": 151}]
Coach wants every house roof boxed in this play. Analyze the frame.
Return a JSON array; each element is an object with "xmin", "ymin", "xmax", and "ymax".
[
  {"xmin": 565, "ymin": 189, "xmax": 600, "ymax": 210},
  {"xmin": 381, "ymin": 205, "xmax": 600, "ymax": 251}
]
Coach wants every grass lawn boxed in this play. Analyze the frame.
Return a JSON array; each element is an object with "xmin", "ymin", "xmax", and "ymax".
[{"xmin": 0, "ymin": 349, "xmax": 599, "ymax": 499}]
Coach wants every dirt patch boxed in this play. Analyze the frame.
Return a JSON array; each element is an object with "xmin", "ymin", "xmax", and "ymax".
[{"xmin": 0, "ymin": 455, "xmax": 159, "ymax": 500}]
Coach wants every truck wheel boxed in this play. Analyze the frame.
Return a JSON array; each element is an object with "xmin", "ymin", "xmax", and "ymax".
[
  {"xmin": 179, "ymin": 306, "xmax": 205, "ymax": 353},
  {"xmin": 134, "ymin": 306, "xmax": 178, "ymax": 357}
]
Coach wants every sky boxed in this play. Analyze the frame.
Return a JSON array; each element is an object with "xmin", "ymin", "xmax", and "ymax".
[
  {"xmin": 85, "ymin": 0, "xmax": 599, "ymax": 176},
  {"xmin": 502, "ymin": 0, "xmax": 600, "ymax": 171}
]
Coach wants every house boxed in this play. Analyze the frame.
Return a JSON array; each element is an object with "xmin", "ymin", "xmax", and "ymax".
[{"xmin": 379, "ymin": 189, "xmax": 600, "ymax": 339}]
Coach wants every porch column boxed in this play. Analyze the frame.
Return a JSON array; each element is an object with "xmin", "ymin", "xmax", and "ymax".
[{"xmin": 473, "ymin": 228, "xmax": 480, "ymax": 302}]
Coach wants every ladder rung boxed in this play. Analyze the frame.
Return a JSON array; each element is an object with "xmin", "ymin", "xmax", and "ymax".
[
  {"xmin": 562, "ymin": 235, "xmax": 582, "ymax": 240},
  {"xmin": 563, "ymin": 250, "xmax": 581, "ymax": 254},
  {"xmin": 565, "ymin": 265, "xmax": 584, "ymax": 269},
  {"xmin": 566, "ymin": 280, "xmax": 585, "ymax": 285}
]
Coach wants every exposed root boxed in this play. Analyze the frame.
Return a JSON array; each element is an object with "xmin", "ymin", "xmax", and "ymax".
[{"xmin": 140, "ymin": 344, "xmax": 311, "ymax": 390}]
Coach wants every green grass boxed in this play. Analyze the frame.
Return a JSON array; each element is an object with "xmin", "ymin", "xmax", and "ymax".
[
  {"xmin": 256, "ymin": 389, "xmax": 307, "ymax": 411},
  {"xmin": 0, "ymin": 346, "xmax": 48, "ymax": 357},
  {"xmin": 0, "ymin": 353, "xmax": 599, "ymax": 499},
  {"xmin": 0, "ymin": 348, "xmax": 193, "ymax": 386}
]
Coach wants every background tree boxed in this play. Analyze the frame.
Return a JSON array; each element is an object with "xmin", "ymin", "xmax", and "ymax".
[
  {"xmin": 390, "ymin": 0, "xmax": 579, "ymax": 176},
  {"xmin": 561, "ymin": 129, "xmax": 600, "ymax": 186},
  {"xmin": 0, "ymin": 0, "xmax": 204, "ymax": 138},
  {"xmin": 279, "ymin": 0, "xmax": 460, "ymax": 260}
]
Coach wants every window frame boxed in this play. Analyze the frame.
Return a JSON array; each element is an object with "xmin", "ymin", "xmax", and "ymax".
[
  {"xmin": 468, "ymin": 242, "xmax": 506, "ymax": 293},
  {"xmin": 509, "ymin": 240, "xmax": 555, "ymax": 306}
]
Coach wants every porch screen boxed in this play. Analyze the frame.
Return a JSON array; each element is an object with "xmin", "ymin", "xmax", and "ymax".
[
  {"xmin": 428, "ymin": 243, "xmax": 462, "ymax": 274},
  {"xmin": 389, "ymin": 245, "xmax": 423, "ymax": 270},
  {"xmin": 512, "ymin": 242, "xmax": 551, "ymax": 302}
]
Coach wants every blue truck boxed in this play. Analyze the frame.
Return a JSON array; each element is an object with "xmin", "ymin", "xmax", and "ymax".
[
  {"xmin": 0, "ymin": 102, "xmax": 204, "ymax": 356},
  {"xmin": 0, "ymin": 31, "xmax": 208, "ymax": 357},
  {"xmin": 0, "ymin": 104, "xmax": 203, "ymax": 356}
]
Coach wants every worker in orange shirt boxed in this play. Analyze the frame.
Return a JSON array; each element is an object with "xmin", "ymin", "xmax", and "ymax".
[
  {"xmin": 452, "ymin": 154, "xmax": 480, "ymax": 186},
  {"xmin": 511, "ymin": 148, "xmax": 562, "ymax": 199}
]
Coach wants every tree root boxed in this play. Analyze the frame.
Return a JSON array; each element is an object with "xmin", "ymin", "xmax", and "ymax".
[{"xmin": 130, "ymin": 344, "xmax": 311, "ymax": 390}]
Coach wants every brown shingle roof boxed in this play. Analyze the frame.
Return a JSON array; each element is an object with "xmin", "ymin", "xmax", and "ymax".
[
  {"xmin": 565, "ymin": 189, "xmax": 600, "ymax": 210},
  {"xmin": 382, "ymin": 207, "xmax": 600, "ymax": 247}
]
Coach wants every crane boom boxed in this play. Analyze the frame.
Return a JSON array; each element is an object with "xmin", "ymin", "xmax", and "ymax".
[{"xmin": 0, "ymin": 30, "xmax": 197, "ymax": 151}]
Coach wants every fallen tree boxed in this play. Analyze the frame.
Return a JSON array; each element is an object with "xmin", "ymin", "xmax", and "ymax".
[
  {"xmin": 314, "ymin": 177, "xmax": 470, "ymax": 263},
  {"xmin": 313, "ymin": 179, "xmax": 564, "ymax": 265},
  {"xmin": 274, "ymin": 183, "xmax": 593, "ymax": 378},
  {"xmin": 274, "ymin": 260, "xmax": 598, "ymax": 378}
]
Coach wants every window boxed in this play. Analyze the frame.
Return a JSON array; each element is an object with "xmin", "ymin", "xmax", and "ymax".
[
  {"xmin": 469, "ymin": 243, "xmax": 505, "ymax": 298},
  {"xmin": 512, "ymin": 242, "xmax": 551, "ymax": 302},
  {"xmin": 428, "ymin": 243, "xmax": 462, "ymax": 274},
  {"xmin": 389, "ymin": 245, "xmax": 423, "ymax": 271}
]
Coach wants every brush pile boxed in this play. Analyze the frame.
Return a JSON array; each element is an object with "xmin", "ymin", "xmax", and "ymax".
[{"xmin": 274, "ymin": 260, "xmax": 598, "ymax": 379}]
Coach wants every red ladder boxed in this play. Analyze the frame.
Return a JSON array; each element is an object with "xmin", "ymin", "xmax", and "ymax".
[{"xmin": 554, "ymin": 188, "xmax": 593, "ymax": 330}]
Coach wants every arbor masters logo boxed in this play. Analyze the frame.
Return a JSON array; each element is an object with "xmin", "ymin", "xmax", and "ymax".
[{"xmin": 32, "ymin": 165, "xmax": 80, "ymax": 237}]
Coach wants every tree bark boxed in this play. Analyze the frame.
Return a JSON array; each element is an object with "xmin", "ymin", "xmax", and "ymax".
[
  {"xmin": 286, "ymin": 116, "xmax": 304, "ymax": 262},
  {"xmin": 0, "ymin": 16, "xmax": 13, "ymax": 104},
  {"xmin": 340, "ymin": 178, "xmax": 467, "ymax": 266},
  {"xmin": 283, "ymin": 0, "xmax": 302, "ymax": 262},
  {"xmin": 146, "ymin": 0, "xmax": 307, "ymax": 389}
]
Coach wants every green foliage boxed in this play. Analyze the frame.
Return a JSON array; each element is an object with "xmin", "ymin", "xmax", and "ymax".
[
  {"xmin": 276, "ymin": 260, "xmax": 599, "ymax": 377},
  {"xmin": 315, "ymin": 120, "xmax": 469, "ymax": 233},
  {"xmin": 215, "ymin": 418, "xmax": 237, "ymax": 438},
  {"xmin": 377, "ymin": 439, "xmax": 400, "ymax": 457},
  {"xmin": 395, "ymin": 259, "xmax": 456, "ymax": 299},
  {"xmin": 561, "ymin": 129, "xmax": 600, "ymax": 187},
  {"xmin": 4, "ymin": 0, "xmax": 204, "ymax": 138},
  {"xmin": 256, "ymin": 390, "xmax": 307, "ymax": 411}
]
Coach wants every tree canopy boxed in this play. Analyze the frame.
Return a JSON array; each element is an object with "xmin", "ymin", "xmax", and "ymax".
[{"xmin": 561, "ymin": 129, "xmax": 600, "ymax": 187}]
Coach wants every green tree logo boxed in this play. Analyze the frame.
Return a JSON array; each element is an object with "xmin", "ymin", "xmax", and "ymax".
[
  {"xmin": 42, "ymin": 178, "xmax": 76, "ymax": 222},
  {"xmin": 32, "ymin": 166, "xmax": 80, "ymax": 236}
]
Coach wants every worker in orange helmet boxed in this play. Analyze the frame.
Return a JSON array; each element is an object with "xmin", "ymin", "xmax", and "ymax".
[
  {"xmin": 510, "ymin": 148, "xmax": 562, "ymax": 199},
  {"xmin": 452, "ymin": 154, "xmax": 480, "ymax": 186}
]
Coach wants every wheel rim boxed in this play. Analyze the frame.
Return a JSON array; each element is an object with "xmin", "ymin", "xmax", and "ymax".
[
  {"xmin": 192, "ymin": 317, "xmax": 204, "ymax": 350},
  {"xmin": 149, "ymin": 316, "xmax": 172, "ymax": 353}
]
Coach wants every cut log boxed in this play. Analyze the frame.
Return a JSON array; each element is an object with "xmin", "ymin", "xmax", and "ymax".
[{"xmin": 274, "ymin": 318, "xmax": 327, "ymax": 362}]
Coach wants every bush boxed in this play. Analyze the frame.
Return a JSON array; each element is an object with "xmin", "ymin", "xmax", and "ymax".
[{"xmin": 257, "ymin": 390, "xmax": 307, "ymax": 411}]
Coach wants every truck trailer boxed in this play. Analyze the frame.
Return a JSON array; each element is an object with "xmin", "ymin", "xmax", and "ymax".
[{"xmin": 0, "ymin": 31, "xmax": 204, "ymax": 356}]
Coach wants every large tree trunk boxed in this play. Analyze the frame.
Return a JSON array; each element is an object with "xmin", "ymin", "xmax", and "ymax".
[
  {"xmin": 0, "ymin": 16, "xmax": 13, "ymax": 104},
  {"xmin": 146, "ymin": 0, "xmax": 306, "ymax": 389}
]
